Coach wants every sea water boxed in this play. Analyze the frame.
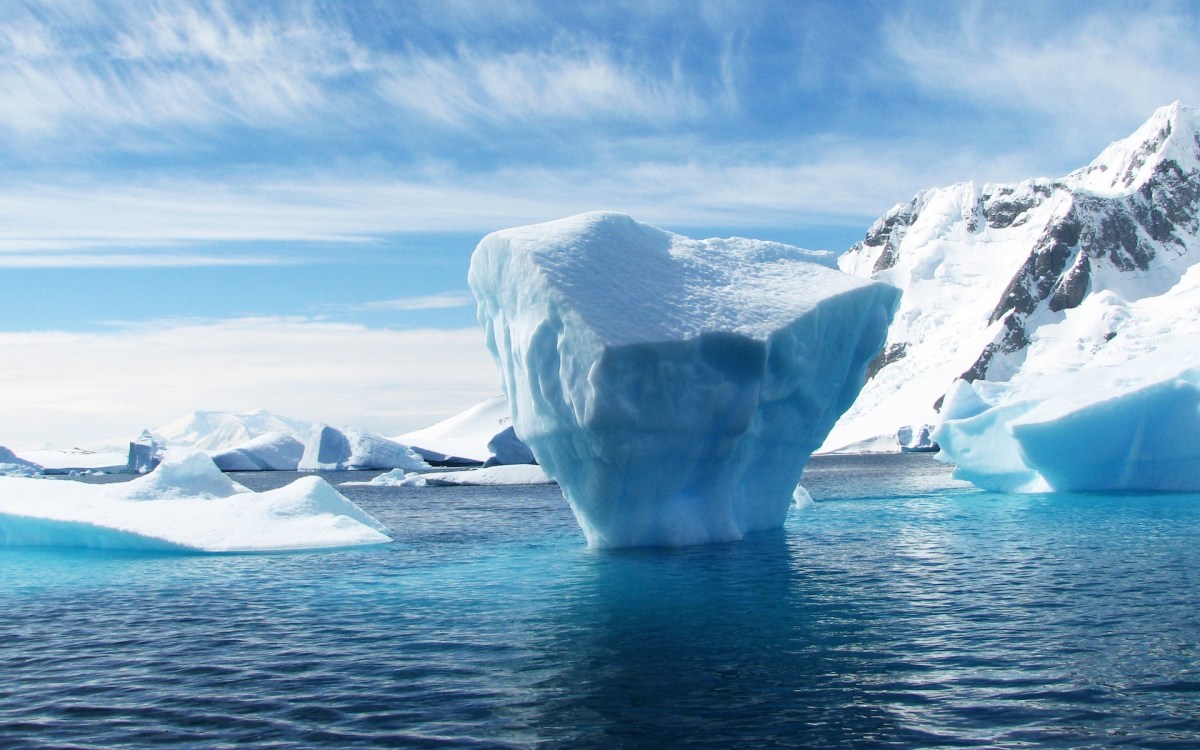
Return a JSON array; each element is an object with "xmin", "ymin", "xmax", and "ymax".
[{"xmin": 2, "ymin": 454, "xmax": 1199, "ymax": 748}]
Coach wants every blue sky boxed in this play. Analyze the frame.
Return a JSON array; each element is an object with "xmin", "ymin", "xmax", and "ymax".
[{"xmin": 3, "ymin": 0, "xmax": 1200, "ymax": 447}]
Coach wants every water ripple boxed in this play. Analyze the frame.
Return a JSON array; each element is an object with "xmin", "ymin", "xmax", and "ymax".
[{"xmin": 1, "ymin": 457, "xmax": 1199, "ymax": 747}]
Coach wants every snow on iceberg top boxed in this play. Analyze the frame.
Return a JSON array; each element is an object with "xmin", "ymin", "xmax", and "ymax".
[
  {"xmin": 470, "ymin": 211, "xmax": 850, "ymax": 346},
  {"xmin": 0, "ymin": 453, "xmax": 391, "ymax": 552}
]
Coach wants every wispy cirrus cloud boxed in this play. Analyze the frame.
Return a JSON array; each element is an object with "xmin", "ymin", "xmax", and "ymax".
[
  {"xmin": 336, "ymin": 292, "xmax": 477, "ymax": 313},
  {"xmin": 884, "ymin": 3, "xmax": 1200, "ymax": 149},
  {"xmin": 0, "ymin": 0, "xmax": 718, "ymax": 152},
  {"xmin": 0, "ymin": 252, "xmax": 289, "ymax": 268}
]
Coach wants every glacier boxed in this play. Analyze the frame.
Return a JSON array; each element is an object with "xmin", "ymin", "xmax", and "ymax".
[
  {"xmin": 469, "ymin": 211, "xmax": 899, "ymax": 547},
  {"xmin": 0, "ymin": 453, "xmax": 391, "ymax": 551},
  {"xmin": 826, "ymin": 102, "xmax": 1200, "ymax": 456},
  {"xmin": 299, "ymin": 425, "xmax": 429, "ymax": 471}
]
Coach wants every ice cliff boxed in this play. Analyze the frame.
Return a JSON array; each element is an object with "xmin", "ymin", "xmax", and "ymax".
[{"xmin": 469, "ymin": 212, "xmax": 899, "ymax": 547}]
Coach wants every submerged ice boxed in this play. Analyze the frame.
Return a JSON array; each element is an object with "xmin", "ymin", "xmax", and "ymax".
[
  {"xmin": 469, "ymin": 212, "xmax": 899, "ymax": 547},
  {"xmin": 0, "ymin": 453, "xmax": 391, "ymax": 552}
]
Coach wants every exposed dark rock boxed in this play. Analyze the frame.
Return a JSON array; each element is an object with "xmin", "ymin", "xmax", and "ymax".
[
  {"xmin": 861, "ymin": 199, "xmax": 921, "ymax": 273},
  {"xmin": 1049, "ymin": 253, "xmax": 1091, "ymax": 312},
  {"xmin": 989, "ymin": 211, "xmax": 1082, "ymax": 323},
  {"xmin": 865, "ymin": 342, "xmax": 907, "ymax": 381}
]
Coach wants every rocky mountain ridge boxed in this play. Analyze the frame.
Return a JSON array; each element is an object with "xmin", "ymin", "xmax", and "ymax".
[{"xmin": 824, "ymin": 102, "xmax": 1200, "ymax": 451}]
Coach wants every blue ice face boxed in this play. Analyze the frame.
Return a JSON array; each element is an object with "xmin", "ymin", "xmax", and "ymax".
[{"xmin": 469, "ymin": 212, "xmax": 899, "ymax": 547}]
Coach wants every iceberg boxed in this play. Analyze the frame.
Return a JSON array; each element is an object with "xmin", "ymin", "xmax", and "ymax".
[
  {"xmin": 299, "ymin": 425, "xmax": 429, "ymax": 471},
  {"xmin": 210, "ymin": 431, "xmax": 306, "ymax": 471},
  {"xmin": 0, "ymin": 453, "xmax": 391, "ymax": 551},
  {"xmin": 0, "ymin": 447, "xmax": 43, "ymax": 477},
  {"xmin": 483, "ymin": 426, "xmax": 536, "ymax": 466},
  {"xmin": 935, "ymin": 368, "xmax": 1200, "ymax": 493},
  {"xmin": 395, "ymin": 395, "xmax": 530, "ymax": 466},
  {"xmin": 468, "ymin": 212, "xmax": 899, "ymax": 547},
  {"xmin": 126, "ymin": 429, "xmax": 162, "ymax": 473}
]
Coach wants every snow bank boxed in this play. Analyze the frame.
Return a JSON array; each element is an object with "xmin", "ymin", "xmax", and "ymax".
[
  {"xmin": 0, "ymin": 453, "xmax": 391, "ymax": 552},
  {"xmin": 299, "ymin": 425, "xmax": 429, "ymax": 471},
  {"xmin": 211, "ymin": 431, "xmax": 305, "ymax": 471},
  {"xmin": 469, "ymin": 212, "xmax": 898, "ymax": 547}
]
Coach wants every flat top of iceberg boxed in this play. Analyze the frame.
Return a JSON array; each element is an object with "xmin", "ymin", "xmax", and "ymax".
[
  {"xmin": 480, "ymin": 211, "xmax": 849, "ymax": 346},
  {"xmin": 0, "ymin": 453, "xmax": 392, "ymax": 552}
]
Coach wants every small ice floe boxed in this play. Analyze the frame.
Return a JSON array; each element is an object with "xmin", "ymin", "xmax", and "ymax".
[
  {"xmin": 0, "ymin": 453, "xmax": 391, "ymax": 552},
  {"xmin": 343, "ymin": 464, "xmax": 554, "ymax": 488}
]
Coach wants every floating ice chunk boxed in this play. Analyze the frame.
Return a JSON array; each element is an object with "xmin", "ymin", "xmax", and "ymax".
[
  {"xmin": 211, "ymin": 431, "xmax": 305, "ymax": 471},
  {"xmin": 793, "ymin": 485, "xmax": 814, "ymax": 509},
  {"xmin": 299, "ymin": 425, "xmax": 429, "ymax": 471},
  {"xmin": 484, "ymin": 426, "xmax": 536, "ymax": 466},
  {"xmin": 896, "ymin": 424, "xmax": 938, "ymax": 452},
  {"xmin": 395, "ymin": 395, "xmax": 518, "ymax": 466},
  {"xmin": 469, "ymin": 212, "xmax": 899, "ymax": 547},
  {"xmin": 0, "ymin": 447, "xmax": 43, "ymax": 477},
  {"xmin": 936, "ymin": 367, "xmax": 1200, "ymax": 492},
  {"xmin": 0, "ymin": 453, "xmax": 391, "ymax": 551}
]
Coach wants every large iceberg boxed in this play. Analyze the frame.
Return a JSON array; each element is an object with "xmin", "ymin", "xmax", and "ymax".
[
  {"xmin": 468, "ymin": 212, "xmax": 899, "ymax": 547},
  {"xmin": 299, "ymin": 425, "xmax": 429, "ymax": 471},
  {"xmin": 0, "ymin": 453, "xmax": 391, "ymax": 551}
]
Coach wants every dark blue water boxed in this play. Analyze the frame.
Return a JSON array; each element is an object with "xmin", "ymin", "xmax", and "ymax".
[{"xmin": 3, "ymin": 454, "xmax": 1200, "ymax": 748}]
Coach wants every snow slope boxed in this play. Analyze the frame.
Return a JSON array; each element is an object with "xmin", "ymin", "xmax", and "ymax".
[
  {"xmin": 827, "ymin": 102, "xmax": 1200, "ymax": 452},
  {"xmin": 470, "ymin": 212, "xmax": 897, "ymax": 547}
]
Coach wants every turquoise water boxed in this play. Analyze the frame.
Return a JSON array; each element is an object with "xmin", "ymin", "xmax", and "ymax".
[{"xmin": 2, "ymin": 454, "xmax": 1200, "ymax": 748}]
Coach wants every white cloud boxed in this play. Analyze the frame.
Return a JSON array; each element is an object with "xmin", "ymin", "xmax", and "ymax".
[
  {"xmin": 0, "ymin": 317, "xmax": 500, "ymax": 449},
  {"xmin": 0, "ymin": 132, "xmax": 1037, "ymax": 256},
  {"xmin": 346, "ymin": 292, "xmax": 476, "ymax": 312},
  {"xmin": 886, "ymin": 6, "xmax": 1200, "ymax": 147},
  {"xmin": 377, "ymin": 43, "xmax": 710, "ymax": 129},
  {"xmin": 0, "ymin": 252, "xmax": 289, "ymax": 268}
]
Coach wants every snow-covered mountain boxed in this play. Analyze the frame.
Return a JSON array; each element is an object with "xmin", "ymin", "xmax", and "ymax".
[
  {"xmin": 824, "ymin": 102, "xmax": 1200, "ymax": 451},
  {"xmin": 152, "ymin": 410, "xmax": 314, "ymax": 451}
]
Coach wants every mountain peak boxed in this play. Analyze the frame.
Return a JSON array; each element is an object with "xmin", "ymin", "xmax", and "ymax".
[{"xmin": 1070, "ymin": 102, "xmax": 1200, "ymax": 195}]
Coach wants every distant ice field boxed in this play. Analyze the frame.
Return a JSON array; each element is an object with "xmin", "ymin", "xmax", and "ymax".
[{"xmin": 3, "ymin": 455, "xmax": 1200, "ymax": 748}]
